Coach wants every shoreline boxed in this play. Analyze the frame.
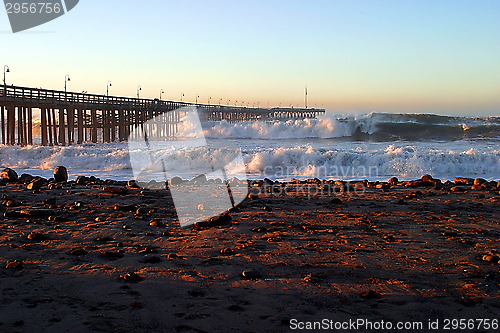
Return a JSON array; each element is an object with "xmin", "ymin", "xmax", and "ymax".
[{"xmin": 1, "ymin": 169, "xmax": 499, "ymax": 332}]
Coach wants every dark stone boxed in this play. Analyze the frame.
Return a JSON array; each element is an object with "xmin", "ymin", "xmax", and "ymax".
[
  {"xmin": 360, "ymin": 290, "xmax": 381, "ymax": 299},
  {"xmin": 102, "ymin": 251, "xmax": 124, "ymax": 259},
  {"xmin": 69, "ymin": 247, "xmax": 88, "ymax": 255},
  {"xmin": 228, "ymin": 304, "xmax": 244, "ymax": 311},
  {"xmin": 5, "ymin": 260, "xmax": 24, "ymax": 270},
  {"xmin": 331, "ymin": 198, "xmax": 343, "ymax": 205},
  {"xmin": 120, "ymin": 272, "xmax": 143, "ymax": 282},
  {"xmin": 421, "ymin": 174, "xmax": 434, "ymax": 182},
  {"xmin": 193, "ymin": 213, "xmax": 232, "ymax": 229},
  {"xmin": 27, "ymin": 177, "xmax": 48, "ymax": 191},
  {"xmin": 114, "ymin": 204, "xmax": 136, "ymax": 211},
  {"xmin": 27, "ymin": 232, "xmax": 46, "ymax": 240},
  {"xmin": 1, "ymin": 168, "xmax": 18, "ymax": 182},
  {"xmin": 169, "ymin": 176, "xmax": 185, "ymax": 186},
  {"xmin": 20, "ymin": 209, "xmax": 55, "ymax": 216},
  {"xmin": 388, "ymin": 177, "xmax": 399, "ymax": 185},
  {"xmin": 241, "ymin": 270, "xmax": 262, "ymax": 279},
  {"xmin": 219, "ymin": 248, "xmax": 234, "ymax": 255},
  {"xmin": 19, "ymin": 173, "xmax": 35, "ymax": 184},
  {"xmin": 53, "ymin": 166, "xmax": 68, "ymax": 182},
  {"xmin": 140, "ymin": 256, "xmax": 162, "ymax": 263},
  {"xmin": 103, "ymin": 186, "xmax": 128, "ymax": 195},
  {"xmin": 188, "ymin": 289, "xmax": 205, "ymax": 297}
]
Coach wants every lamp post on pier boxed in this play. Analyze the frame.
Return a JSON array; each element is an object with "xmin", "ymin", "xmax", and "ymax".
[
  {"xmin": 208, "ymin": 96, "xmax": 211, "ymax": 105},
  {"xmin": 137, "ymin": 85, "xmax": 142, "ymax": 98},
  {"xmin": 106, "ymin": 81, "xmax": 112, "ymax": 96},
  {"xmin": 218, "ymin": 98, "xmax": 223, "ymax": 106},
  {"xmin": 195, "ymin": 95, "xmax": 199, "ymax": 104},
  {"xmin": 181, "ymin": 93, "xmax": 184, "ymax": 101},
  {"xmin": 159, "ymin": 89, "xmax": 165, "ymax": 100},
  {"xmin": 64, "ymin": 75, "xmax": 71, "ymax": 92},
  {"xmin": 3, "ymin": 65, "xmax": 10, "ymax": 85}
]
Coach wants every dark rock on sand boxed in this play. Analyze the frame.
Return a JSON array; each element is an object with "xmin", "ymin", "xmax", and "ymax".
[
  {"xmin": 140, "ymin": 256, "xmax": 162, "ymax": 263},
  {"xmin": 193, "ymin": 213, "xmax": 232, "ymax": 229},
  {"xmin": 120, "ymin": 272, "xmax": 143, "ymax": 282},
  {"xmin": 27, "ymin": 177, "xmax": 48, "ymax": 191},
  {"xmin": 241, "ymin": 270, "xmax": 263, "ymax": 279},
  {"xmin": 103, "ymin": 186, "xmax": 128, "ymax": 195},
  {"xmin": 114, "ymin": 204, "xmax": 136, "ymax": 212},
  {"xmin": 5, "ymin": 260, "xmax": 24, "ymax": 270},
  {"xmin": 69, "ymin": 247, "xmax": 88, "ymax": 255},
  {"xmin": 331, "ymin": 198, "xmax": 343, "ymax": 205},
  {"xmin": 21, "ymin": 209, "xmax": 55, "ymax": 216},
  {"xmin": 454, "ymin": 177, "xmax": 474, "ymax": 185},
  {"xmin": 53, "ymin": 166, "xmax": 68, "ymax": 182},
  {"xmin": 1, "ymin": 168, "xmax": 18, "ymax": 182},
  {"xmin": 27, "ymin": 232, "xmax": 46, "ymax": 240},
  {"xmin": 482, "ymin": 254, "xmax": 500, "ymax": 263},
  {"xmin": 169, "ymin": 176, "xmax": 185, "ymax": 186},
  {"xmin": 19, "ymin": 173, "xmax": 35, "ymax": 184},
  {"xmin": 388, "ymin": 177, "xmax": 399, "ymax": 185},
  {"xmin": 360, "ymin": 290, "xmax": 381, "ymax": 299},
  {"xmin": 102, "ymin": 251, "xmax": 124, "ymax": 259},
  {"xmin": 219, "ymin": 248, "xmax": 234, "ymax": 255}
]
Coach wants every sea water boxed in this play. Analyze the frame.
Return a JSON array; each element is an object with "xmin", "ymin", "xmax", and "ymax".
[{"xmin": 1, "ymin": 112, "xmax": 499, "ymax": 182}]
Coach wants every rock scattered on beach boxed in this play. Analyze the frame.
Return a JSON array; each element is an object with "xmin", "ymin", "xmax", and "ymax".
[
  {"xmin": 482, "ymin": 254, "xmax": 499, "ymax": 263},
  {"xmin": 120, "ymin": 272, "xmax": 143, "ymax": 282},
  {"xmin": 241, "ymin": 270, "xmax": 262, "ymax": 279},
  {"xmin": 69, "ymin": 247, "xmax": 88, "ymax": 255},
  {"xmin": 103, "ymin": 186, "xmax": 128, "ymax": 195},
  {"xmin": 1, "ymin": 168, "xmax": 18, "ymax": 182},
  {"xmin": 53, "ymin": 166, "xmax": 68, "ymax": 182},
  {"xmin": 5, "ymin": 260, "xmax": 24, "ymax": 270},
  {"xmin": 27, "ymin": 178, "xmax": 48, "ymax": 191}
]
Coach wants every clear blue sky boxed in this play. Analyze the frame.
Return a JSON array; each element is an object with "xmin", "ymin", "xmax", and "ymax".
[{"xmin": 1, "ymin": 0, "xmax": 499, "ymax": 116}]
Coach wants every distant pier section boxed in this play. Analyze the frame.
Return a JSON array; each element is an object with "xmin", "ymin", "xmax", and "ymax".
[{"xmin": 1, "ymin": 85, "xmax": 325, "ymax": 146}]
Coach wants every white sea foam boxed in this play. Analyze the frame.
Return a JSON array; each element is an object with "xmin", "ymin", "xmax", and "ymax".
[{"xmin": 1, "ymin": 139, "xmax": 499, "ymax": 181}]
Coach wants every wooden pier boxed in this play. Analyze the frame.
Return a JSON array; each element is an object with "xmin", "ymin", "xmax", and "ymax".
[{"xmin": 0, "ymin": 85, "xmax": 325, "ymax": 146}]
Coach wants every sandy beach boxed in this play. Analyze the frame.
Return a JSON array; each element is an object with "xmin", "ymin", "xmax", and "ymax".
[{"xmin": 1, "ymin": 171, "xmax": 499, "ymax": 333}]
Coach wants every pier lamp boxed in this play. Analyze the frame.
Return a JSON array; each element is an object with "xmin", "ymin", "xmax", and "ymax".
[
  {"xmin": 159, "ymin": 89, "xmax": 165, "ymax": 100},
  {"xmin": 137, "ymin": 85, "xmax": 142, "ymax": 98},
  {"xmin": 218, "ymin": 98, "xmax": 222, "ymax": 105},
  {"xmin": 64, "ymin": 75, "xmax": 70, "ymax": 92},
  {"xmin": 181, "ymin": 93, "xmax": 184, "ymax": 101},
  {"xmin": 196, "ymin": 95, "xmax": 199, "ymax": 104},
  {"xmin": 3, "ymin": 65, "xmax": 10, "ymax": 85},
  {"xmin": 106, "ymin": 81, "xmax": 112, "ymax": 96},
  {"xmin": 208, "ymin": 96, "xmax": 211, "ymax": 105},
  {"xmin": 235, "ymin": 100, "xmax": 237, "ymax": 107},
  {"xmin": 228, "ymin": 99, "xmax": 230, "ymax": 106}
]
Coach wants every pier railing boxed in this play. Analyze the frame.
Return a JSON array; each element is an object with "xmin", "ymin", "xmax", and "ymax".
[{"xmin": 0, "ymin": 84, "xmax": 325, "ymax": 146}]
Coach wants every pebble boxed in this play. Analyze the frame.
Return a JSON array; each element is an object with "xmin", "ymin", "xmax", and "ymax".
[
  {"xmin": 331, "ymin": 198, "xmax": 342, "ymax": 205},
  {"xmin": 20, "ymin": 209, "xmax": 55, "ymax": 216},
  {"xmin": 27, "ymin": 178, "xmax": 47, "ymax": 191},
  {"xmin": 27, "ymin": 232, "xmax": 46, "ymax": 240},
  {"xmin": 1, "ymin": 168, "xmax": 18, "ymax": 182},
  {"xmin": 120, "ymin": 272, "xmax": 143, "ymax": 282},
  {"xmin": 53, "ymin": 166, "xmax": 68, "ymax": 182},
  {"xmin": 102, "ymin": 251, "xmax": 124, "ymax": 259},
  {"xmin": 114, "ymin": 204, "xmax": 136, "ymax": 212},
  {"xmin": 140, "ymin": 256, "xmax": 162, "ymax": 263},
  {"xmin": 193, "ymin": 213, "xmax": 232, "ymax": 229},
  {"xmin": 482, "ymin": 254, "xmax": 500, "ymax": 263},
  {"xmin": 5, "ymin": 260, "xmax": 24, "ymax": 270},
  {"xmin": 241, "ymin": 270, "xmax": 263, "ymax": 279},
  {"xmin": 360, "ymin": 290, "xmax": 381, "ymax": 299},
  {"xmin": 219, "ymin": 248, "xmax": 234, "ymax": 255},
  {"xmin": 48, "ymin": 216, "xmax": 68, "ymax": 222},
  {"xmin": 149, "ymin": 221, "xmax": 164, "ymax": 227},
  {"xmin": 69, "ymin": 247, "xmax": 88, "ymax": 255},
  {"xmin": 103, "ymin": 186, "xmax": 128, "ymax": 195}
]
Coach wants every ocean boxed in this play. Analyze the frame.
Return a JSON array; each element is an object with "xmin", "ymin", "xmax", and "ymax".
[{"xmin": 1, "ymin": 112, "xmax": 499, "ymax": 182}]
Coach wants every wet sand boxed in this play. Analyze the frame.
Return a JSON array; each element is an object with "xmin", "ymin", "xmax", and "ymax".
[{"xmin": 1, "ymin": 175, "xmax": 499, "ymax": 332}]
